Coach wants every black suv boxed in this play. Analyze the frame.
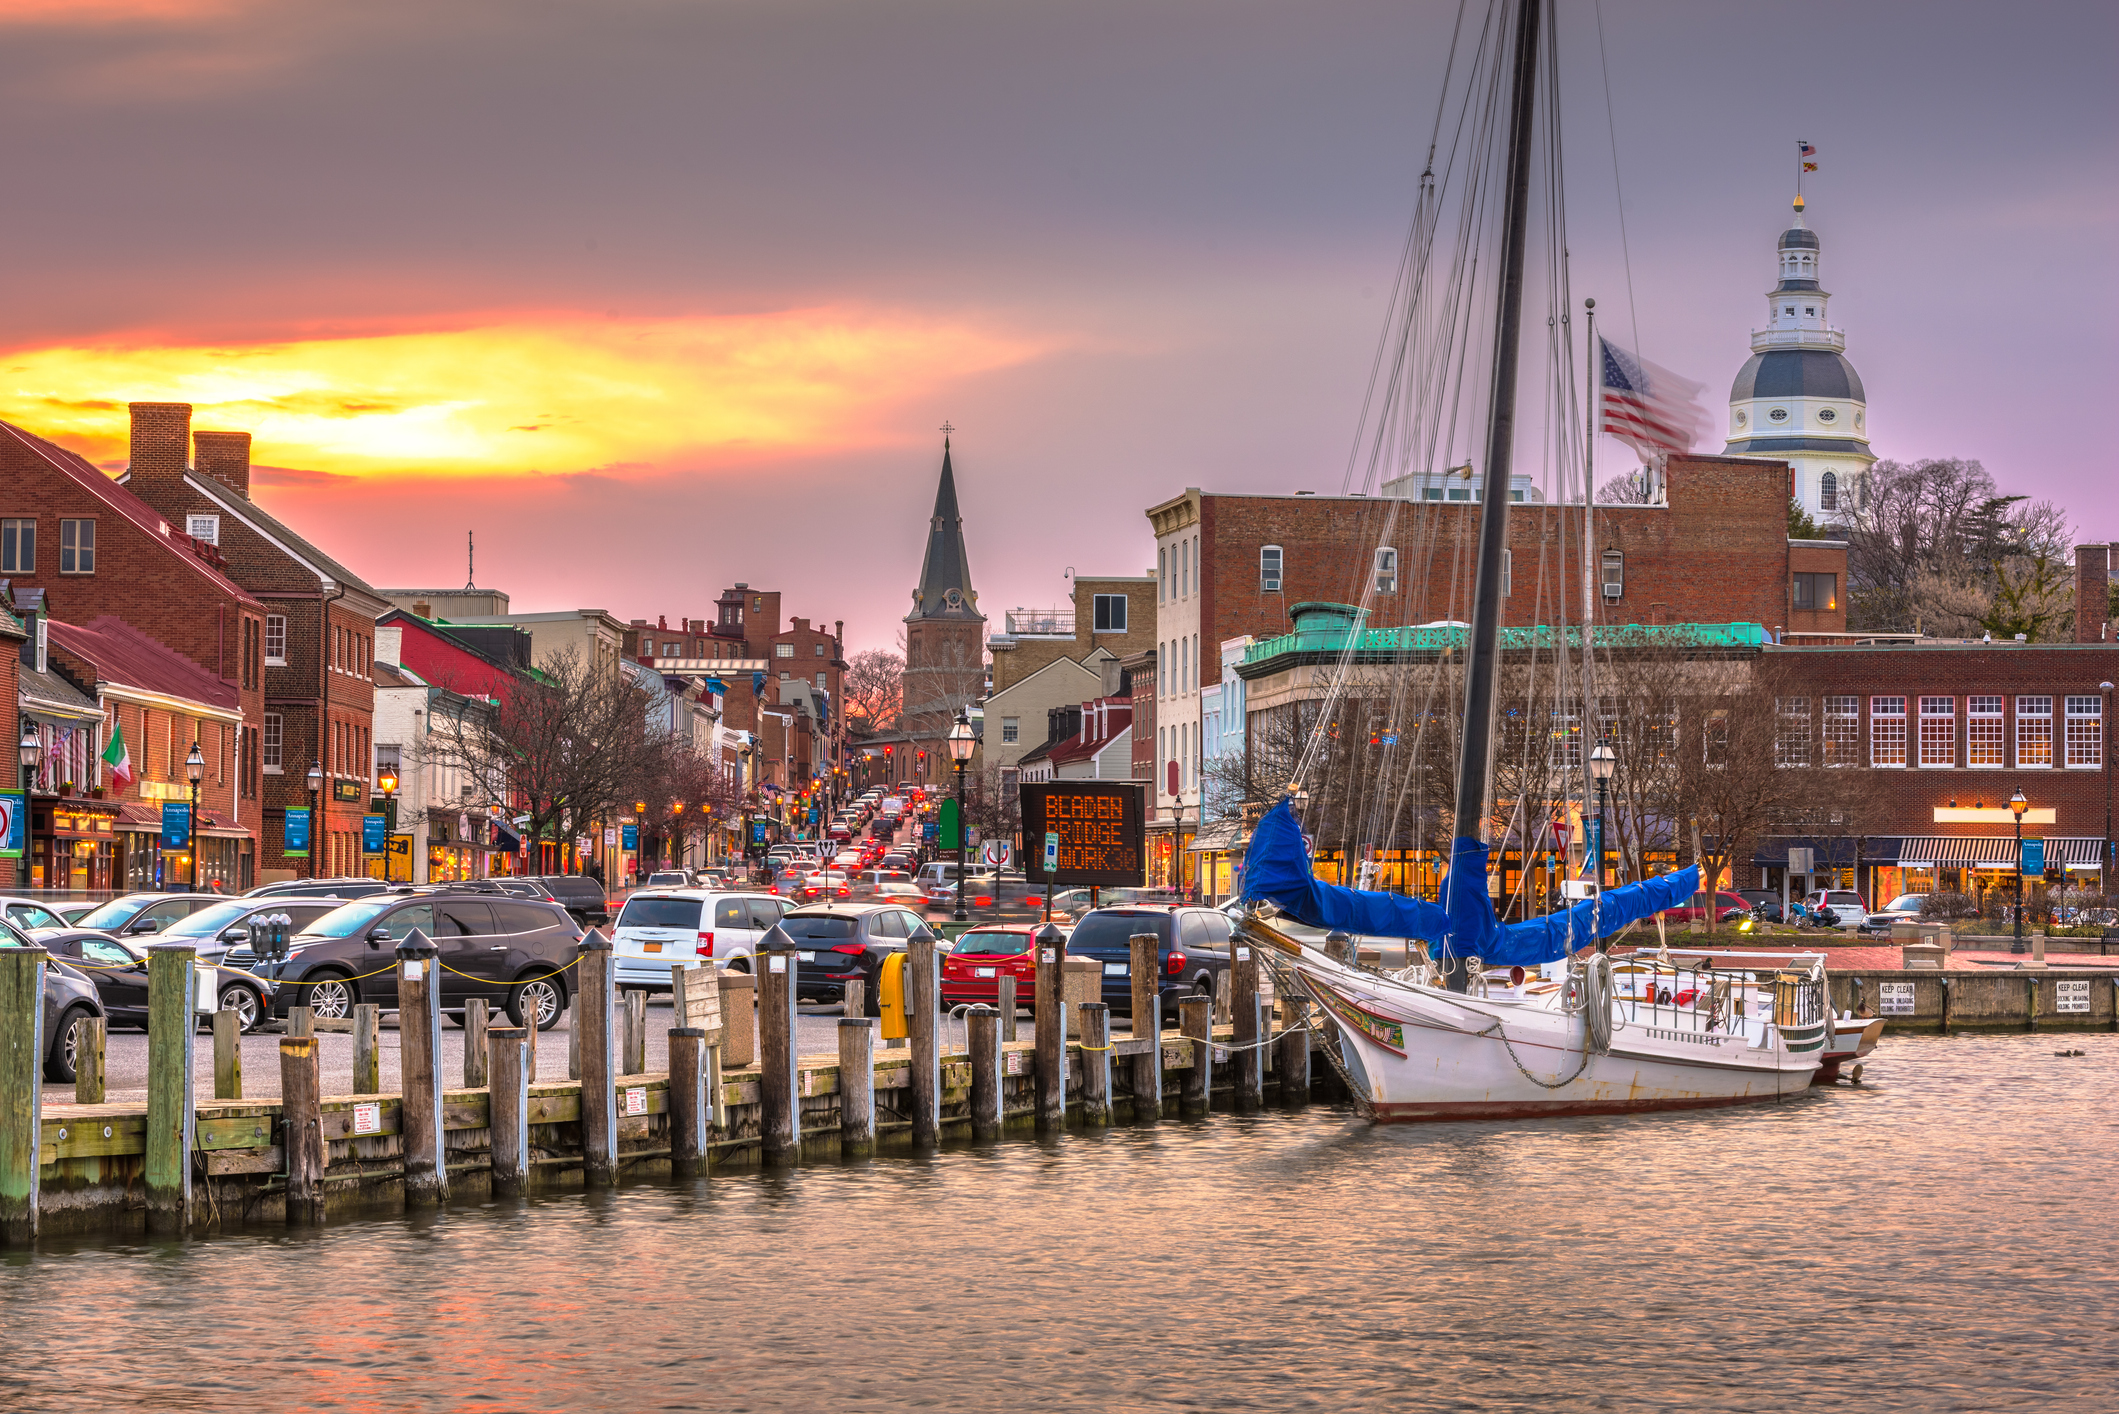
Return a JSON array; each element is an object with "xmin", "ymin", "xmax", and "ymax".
[
  {"xmin": 246, "ymin": 877, "xmax": 392, "ymax": 901},
  {"xmin": 537, "ymin": 875, "xmax": 611, "ymax": 926},
  {"xmin": 235, "ymin": 891, "xmax": 583, "ymax": 1029},
  {"xmin": 772, "ymin": 902, "xmax": 939, "ymax": 1013},
  {"xmin": 1064, "ymin": 906, "xmax": 1233, "ymax": 1024}
]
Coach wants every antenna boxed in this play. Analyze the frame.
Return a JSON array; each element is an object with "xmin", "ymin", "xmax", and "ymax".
[{"xmin": 465, "ymin": 530, "xmax": 475, "ymax": 591}]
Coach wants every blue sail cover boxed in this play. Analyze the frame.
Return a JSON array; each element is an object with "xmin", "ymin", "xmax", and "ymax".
[{"xmin": 1240, "ymin": 800, "xmax": 1700, "ymax": 967}]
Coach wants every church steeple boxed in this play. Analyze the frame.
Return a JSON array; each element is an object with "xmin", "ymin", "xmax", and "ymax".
[{"xmin": 906, "ymin": 436, "xmax": 984, "ymax": 625}]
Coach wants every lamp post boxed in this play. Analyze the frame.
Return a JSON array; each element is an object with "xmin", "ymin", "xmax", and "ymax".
[
  {"xmin": 946, "ymin": 709, "xmax": 975, "ymax": 922},
  {"xmin": 2009, "ymin": 787, "xmax": 2030, "ymax": 953},
  {"xmin": 1588, "ymin": 741, "xmax": 1616, "ymax": 896},
  {"xmin": 378, "ymin": 763, "xmax": 399, "ymax": 882},
  {"xmin": 18, "ymin": 723, "xmax": 36, "ymax": 793},
  {"xmin": 2102, "ymin": 681, "xmax": 2114, "ymax": 900},
  {"xmin": 671, "ymin": 801, "xmax": 686, "ymax": 870},
  {"xmin": 184, "ymin": 741, "xmax": 205, "ymax": 890},
  {"xmin": 305, "ymin": 761, "xmax": 323, "ymax": 879}
]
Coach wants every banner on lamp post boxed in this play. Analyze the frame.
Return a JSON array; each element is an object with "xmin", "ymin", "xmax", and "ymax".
[
  {"xmin": 362, "ymin": 814, "xmax": 387, "ymax": 853},
  {"xmin": 284, "ymin": 807, "xmax": 311, "ymax": 858},
  {"xmin": 161, "ymin": 801, "xmax": 191, "ymax": 851}
]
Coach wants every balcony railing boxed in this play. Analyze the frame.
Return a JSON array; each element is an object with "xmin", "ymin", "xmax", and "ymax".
[{"xmin": 1004, "ymin": 609, "xmax": 1075, "ymax": 637}]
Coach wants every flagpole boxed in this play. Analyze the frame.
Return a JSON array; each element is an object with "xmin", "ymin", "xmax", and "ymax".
[{"xmin": 1581, "ymin": 296, "xmax": 1599, "ymax": 893}]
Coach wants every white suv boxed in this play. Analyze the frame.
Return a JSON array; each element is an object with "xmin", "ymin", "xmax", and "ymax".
[
  {"xmin": 611, "ymin": 889, "xmax": 791, "ymax": 990},
  {"xmin": 1803, "ymin": 889, "xmax": 1868, "ymax": 930}
]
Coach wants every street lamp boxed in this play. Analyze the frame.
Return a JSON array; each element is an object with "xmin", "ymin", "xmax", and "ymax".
[
  {"xmin": 1587, "ymin": 741, "xmax": 1616, "ymax": 897},
  {"xmin": 2102, "ymin": 681, "xmax": 2114, "ymax": 900},
  {"xmin": 18, "ymin": 723, "xmax": 37, "ymax": 792},
  {"xmin": 946, "ymin": 709, "xmax": 975, "ymax": 922},
  {"xmin": 377, "ymin": 762, "xmax": 400, "ymax": 882},
  {"xmin": 305, "ymin": 761, "xmax": 324, "ymax": 879},
  {"xmin": 2009, "ymin": 788, "xmax": 2030, "ymax": 953},
  {"xmin": 185, "ymin": 741, "xmax": 205, "ymax": 890},
  {"xmin": 672, "ymin": 800, "xmax": 686, "ymax": 870}
]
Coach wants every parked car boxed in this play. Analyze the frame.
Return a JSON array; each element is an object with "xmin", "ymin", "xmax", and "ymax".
[
  {"xmin": 246, "ymin": 876, "xmax": 391, "ymax": 901},
  {"xmin": 232, "ymin": 892, "xmax": 584, "ymax": 1029},
  {"xmin": 35, "ymin": 928, "xmax": 273, "ymax": 1032},
  {"xmin": 1063, "ymin": 906, "xmax": 1233, "ymax": 1024},
  {"xmin": 0, "ymin": 915, "xmax": 107, "ymax": 1081},
  {"xmin": 641, "ymin": 870, "xmax": 691, "ymax": 888},
  {"xmin": 769, "ymin": 902, "xmax": 939, "ymax": 1011},
  {"xmin": 1657, "ymin": 891, "xmax": 1755, "ymax": 926},
  {"xmin": 1803, "ymin": 889, "xmax": 1870, "ymax": 931},
  {"xmin": 150, "ymin": 897, "xmax": 346, "ymax": 963},
  {"xmin": 609, "ymin": 889, "xmax": 788, "ymax": 988},
  {"xmin": 0, "ymin": 896, "xmax": 73, "ymax": 934},
  {"xmin": 537, "ymin": 875, "xmax": 612, "ymax": 927},
  {"xmin": 1859, "ymin": 893, "xmax": 1929, "ymax": 935},
  {"xmin": 68, "ymin": 893, "xmax": 227, "ymax": 938},
  {"xmin": 940, "ymin": 924, "xmax": 1040, "ymax": 1011},
  {"xmin": 482, "ymin": 877, "xmax": 559, "ymax": 902},
  {"xmin": 50, "ymin": 901, "xmax": 103, "ymax": 926}
]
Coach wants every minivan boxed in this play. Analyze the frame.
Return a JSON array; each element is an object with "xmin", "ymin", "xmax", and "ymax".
[{"xmin": 609, "ymin": 889, "xmax": 790, "ymax": 987}]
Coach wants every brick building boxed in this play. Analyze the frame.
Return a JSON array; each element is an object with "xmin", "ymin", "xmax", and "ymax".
[
  {"xmin": 1145, "ymin": 453, "xmax": 1846, "ymax": 852},
  {"xmin": 0, "ymin": 601, "xmax": 22, "ymax": 890},
  {"xmin": 899, "ymin": 440, "xmax": 987, "ymax": 789},
  {"xmin": 0, "ymin": 414, "xmax": 267, "ymax": 882},
  {"xmin": 119, "ymin": 405, "xmax": 389, "ymax": 882}
]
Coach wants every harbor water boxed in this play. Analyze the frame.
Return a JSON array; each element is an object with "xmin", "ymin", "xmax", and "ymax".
[{"xmin": 5, "ymin": 1033, "xmax": 2114, "ymax": 1412}]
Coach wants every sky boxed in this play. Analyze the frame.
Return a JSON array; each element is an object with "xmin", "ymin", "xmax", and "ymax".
[{"xmin": 1, "ymin": 0, "xmax": 2112, "ymax": 653}]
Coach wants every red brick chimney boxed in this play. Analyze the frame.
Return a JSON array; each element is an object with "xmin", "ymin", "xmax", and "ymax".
[
  {"xmin": 2077, "ymin": 543, "xmax": 2111, "ymax": 643},
  {"xmin": 193, "ymin": 430, "xmax": 252, "ymax": 498},
  {"xmin": 128, "ymin": 402, "xmax": 191, "ymax": 488}
]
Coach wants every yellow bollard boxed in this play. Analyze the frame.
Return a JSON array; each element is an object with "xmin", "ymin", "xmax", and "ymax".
[{"xmin": 879, "ymin": 951, "xmax": 909, "ymax": 1043}]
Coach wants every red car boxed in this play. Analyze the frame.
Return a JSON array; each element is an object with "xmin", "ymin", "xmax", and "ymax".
[
  {"xmin": 940, "ymin": 925, "xmax": 1040, "ymax": 1011},
  {"xmin": 1658, "ymin": 890, "xmax": 1754, "ymax": 926}
]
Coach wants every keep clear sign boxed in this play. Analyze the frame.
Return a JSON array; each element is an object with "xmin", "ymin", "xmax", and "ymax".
[
  {"xmin": 2054, "ymin": 979, "xmax": 2091, "ymax": 1014},
  {"xmin": 1877, "ymin": 981, "xmax": 1917, "ymax": 1016}
]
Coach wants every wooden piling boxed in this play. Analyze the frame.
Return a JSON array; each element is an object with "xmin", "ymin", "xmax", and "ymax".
[
  {"xmin": 668, "ymin": 1026, "xmax": 710, "ymax": 1179},
  {"xmin": 718, "ymin": 970, "xmax": 758, "ymax": 1068},
  {"xmin": 144, "ymin": 943, "xmax": 198, "ymax": 1234},
  {"xmin": 1179, "ymin": 994, "xmax": 1213, "ymax": 1116},
  {"xmin": 998, "ymin": 974, "xmax": 1018, "ymax": 1041},
  {"xmin": 463, "ymin": 997, "xmax": 489, "ymax": 1089},
  {"xmin": 1231, "ymin": 940, "xmax": 1261, "ymax": 1111},
  {"xmin": 487, "ymin": 1025, "xmax": 530, "ymax": 1198},
  {"xmin": 1212, "ymin": 968, "xmax": 1233, "ymax": 1025},
  {"xmin": 524, "ymin": 1000, "xmax": 539, "ymax": 1081},
  {"xmin": 351, "ymin": 1003, "xmax": 381, "ymax": 1093},
  {"xmin": 1129, "ymin": 931, "xmax": 1161, "ymax": 1122},
  {"xmin": 909, "ymin": 931, "xmax": 941, "ymax": 1145},
  {"xmin": 757, "ymin": 940, "xmax": 801, "ymax": 1163},
  {"xmin": 838, "ymin": 1017, "xmax": 877, "ymax": 1158},
  {"xmin": 672, "ymin": 964, "xmax": 722, "ymax": 1130},
  {"xmin": 622, "ymin": 988, "xmax": 648, "ymax": 1075},
  {"xmin": 213, "ymin": 1006, "xmax": 243, "ymax": 1100},
  {"xmin": 279, "ymin": 1035, "xmax": 325, "ymax": 1224},
  {"xmin": 1032, "ymin": 923, "xmax": 1067, "ymax": 1130},
  {"xmin": 1324, "ymin": 932, "xmax": 1353, "ymax": 964},
  {"xmin": 568, "ymin": 1004, "xmax": 582, "ymax": 1081},
  {"xmin": 577, "ymin": 930, "xmax": 619, "ymax": 1187},
  {"xmin": 0, "ymin": 946, "xmax": 46, "ymax": 1244},
  {"xmin": 1278, "ymin": 1018, "xmax": 1311, "ymax": 1106},
  {"xmin": 963, "ymin": 1005, "xmax": 998, "ymax": 1139},
  {"xmin": 74, "ymin": 1014, "xmax": 106, "ymax": 1105},
  {"xmin": 841, "ymin": 979, "xmax": 864, "ymax": 1021},
  {"xmin": 287, "ymin": 1005, "xmax": 314, "ymax": 1039},
  {"xmin": 1079, "ymin": 1002, "xmax": 1112, "ymax": 1127},
  {"xmin": 396, "ymin": 933, "xmax": 447, "ymax": 1207}
]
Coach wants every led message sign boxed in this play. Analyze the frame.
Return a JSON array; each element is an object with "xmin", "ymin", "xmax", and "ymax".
[{"xmin": 1018, "ymin": 781, "xmax": 1146, "ymax": 887}]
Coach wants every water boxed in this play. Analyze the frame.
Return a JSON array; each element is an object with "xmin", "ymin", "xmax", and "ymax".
[{"xmin": 6, "ymin": 1034, "xmax": 2115, "ymax": 1412}]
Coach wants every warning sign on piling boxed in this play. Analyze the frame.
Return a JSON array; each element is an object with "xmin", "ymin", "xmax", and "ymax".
[{"xmin": 2055, "ymin": 980, "xmax": 2090, "ymax": 1014}]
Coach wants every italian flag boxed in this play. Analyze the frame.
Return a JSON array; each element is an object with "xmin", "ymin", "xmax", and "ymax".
[{"xmin": 102, "ymin": 722, "xmax": 134, "ymax": 788}]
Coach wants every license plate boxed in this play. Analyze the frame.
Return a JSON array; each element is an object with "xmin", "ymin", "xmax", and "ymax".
[
  {"xmin": 1104, "ymin": 961, "xmax": 1129, "ymax": 976},
  {"xmin": 643, "ymin": 942, "xmax": 663, "ymax": 953},
  {"xmin": 799, "ymin": 950, "xmax": 816, "ymax": 962},
  {"xmin": 975, "ymin": 966, "xmax": 997, "ymax": 978}
]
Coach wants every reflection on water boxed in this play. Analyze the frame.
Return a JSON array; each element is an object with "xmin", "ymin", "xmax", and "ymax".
[{"xmin": 5, "ymin": 1035, "xmax": 2116, "ymax": 1412}]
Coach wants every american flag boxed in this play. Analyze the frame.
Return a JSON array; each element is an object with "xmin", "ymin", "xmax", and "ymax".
[{"xmin": 1599, "ymin": 337, "xmax": 1709, "ymax": 462}]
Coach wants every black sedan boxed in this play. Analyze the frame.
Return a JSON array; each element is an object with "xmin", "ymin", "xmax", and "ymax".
[
  {"xmin": 36, "ymin": 929, "xmax": 273, "ymax": 1032},
  {"xmin": 771, "ymin": 902, "xmax": 941, "ymax": 1014},
  {"xmin": 68, "ymin": 892, "xmax": 228, "ymax": 938},
  {"xmin": 1, "ymin": 915, "xmax": 108, "ymax": 1082}
]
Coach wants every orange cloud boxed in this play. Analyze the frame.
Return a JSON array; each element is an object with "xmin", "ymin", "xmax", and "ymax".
[{"xmin": 0, "ymin": 310, "xmax": 1048, "ymax": 480}]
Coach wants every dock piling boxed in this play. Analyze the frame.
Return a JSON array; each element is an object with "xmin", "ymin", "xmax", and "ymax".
[
  {"xmin": 144, "ymin": 943, "xmax": 198, "ymax": 1235},
  {"xmin": 758, "ymin": 938, "xmax": 801, "ymax": 1163},
  {"xmin": 488, "ymin": 1025, "xmax": 530, "ymax": 1197},
  {"xmin": 396, "ymin": 931, "xmax": 447, "ymax": 1207},
  {"xmin": 1033, "ymin": 923, "xmax": 1067, "ymax": 1130},
  {"xmin": 287, "ymin": 1005, "xmax": 314, "ymax": 1039},
  {"xmin": 1277, "ymin": 1017, "xmax": 1310, "ymax": 1106},
  {"xmin": 841, "ymin": 979, "xmax": 864, "ymax": 1022},
  {"xmin": 213, "ymin": 1006, "xmax": 243, "ymax": 1100},
  {"xmin": 463, "ymin": 997, "xmax": 489, "ymax": 1089},
  {"xmin": 1129, "ymin": 932, "xmax": 1161, "ymax": 1122},
  {"xmin": 622, "ymin": 988, "xmax": 647, "ymax": 1075},
  {"xmin": 279, "ymin": 1035, "xmax": 325, "ymax": 1224},
  {"xmin": 718, "ymin": 971, "xmax": 757, "ymax": 1068},
  {"xmin": 1080, "ymin": 1002, "xmax": 1112, "ymax": 1126},
  {"xmin": 1179, "ymin": 994, "xmax": 1213, "ymax": 1115},
  {"xmin": 0, "ymin": 946, "xmax": 46, "ymax": 1244},
  {"xmin": 1231, "ymin": 942, "xmax": 1261, "ymax": 1111},
  {"xmin": 909, "ymin": 931, "xmax": 941, "ymax": 1145},
  {"xmin": 351, "ymin": 1004, "xmax": 380, "ymax": 1093},
  {"xmin": 578, "ymin": 930, "xmax": 619, "ymax": 1187},
  {"xmin": 668, "ymin": 1026, "xmax": 710, "ymax": 1179},
  {"xmin": 74, "ymin": 1014, "xmax": 106, "ymax": 1105},
  {"xmin": 1213, "ymin": 968, "xmax": 1233, "ymax": 1025},
  {"xmin": 998, "ymin": 974, "xmax": 1018, "ymax": 1041},
  {"xmin": 838, "ymin": 1017, "xmax": 877, "ymax": 1158},
  {"xmin": 968, "ymin": 1006, "xmax": 1002, "ymax": 1139}
]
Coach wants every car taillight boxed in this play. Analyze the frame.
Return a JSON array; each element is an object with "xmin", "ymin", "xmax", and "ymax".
[
  {"xmin": 1165, "ymin": 950, "xmax": 1186, "ymax": 976},
  {"xmin": 831, "ymin": 943, "xmax": 866, "ymax": 956},
  {"xmin": 697, "ymin": 931, "xmax": 713, "ymax": 952},
  {"xmin": 974, "ymin": 896, "xmax": 993, "ymax": 906}
]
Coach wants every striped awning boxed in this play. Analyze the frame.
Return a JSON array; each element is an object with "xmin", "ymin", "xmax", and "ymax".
[{"xmin": 1895, "ymin": 836, "xmax": 2103, "ymax": 868}]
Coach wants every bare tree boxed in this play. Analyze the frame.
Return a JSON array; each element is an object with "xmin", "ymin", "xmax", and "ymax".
[
  {"xmin": 840, "ymin": 648, "xmax": 904, "ymax": 734},
  {"xmin": 1843, "ymin": 458, "xmax": 2073, "ymax": 634},
  {"xmin": 1673, "ymin": 659, "xmax": 1798, "ymax": 933},
  {"xmin": 1597, "ymin": 470, "xmax": 1650, "ymax": 504}
]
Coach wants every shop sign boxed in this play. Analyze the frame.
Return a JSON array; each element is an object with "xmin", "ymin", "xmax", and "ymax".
[
  {"xmin": 0, "ymin": 790, "xmax": 23, "ymax": 860},
  {"xmin": 160, "ymin": 801, "xmax": 191, "ymax": 850},
  {"xmin": 362, "ymin": 814, "xmax": 387, "ymax": 852},
  {"xmin": 334, "ymin": 779, "xmax": 364, "ymax": 803},
  {"xmin": 284, "ymin": 807, "xmax": 311, "ymax": 858},
  {"xmin": 385, "ymin": 833, "xmax": 414, "ymax": 882},
  {"xmin": 458, "ymin": 813, "xmax": 473, "ymax": 843}
]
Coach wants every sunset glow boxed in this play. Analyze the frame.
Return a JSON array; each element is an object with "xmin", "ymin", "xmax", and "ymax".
[{"xmin": 0, "ymin": 311, "xmax": 1047, "ymax": 480}]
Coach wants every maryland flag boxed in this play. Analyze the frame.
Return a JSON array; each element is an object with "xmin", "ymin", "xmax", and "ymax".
[
  {"xmin": 101, "ymin": 722, "xmax": 134, "ymax": 787},
  {"xmin": 1800, "ymin": 140, "xmax": 1818, "ymax": 173}
]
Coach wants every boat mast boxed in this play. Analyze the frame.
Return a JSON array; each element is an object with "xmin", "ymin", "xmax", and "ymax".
[{"xmin": 1449, "ymin": 0, "xmax": 1543, "ymax": 907}]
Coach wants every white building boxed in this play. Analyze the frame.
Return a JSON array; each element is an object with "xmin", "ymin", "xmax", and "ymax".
[{"xmin": 1723, "ymin": 197, "xmax": 1876, "ymax": 523}]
